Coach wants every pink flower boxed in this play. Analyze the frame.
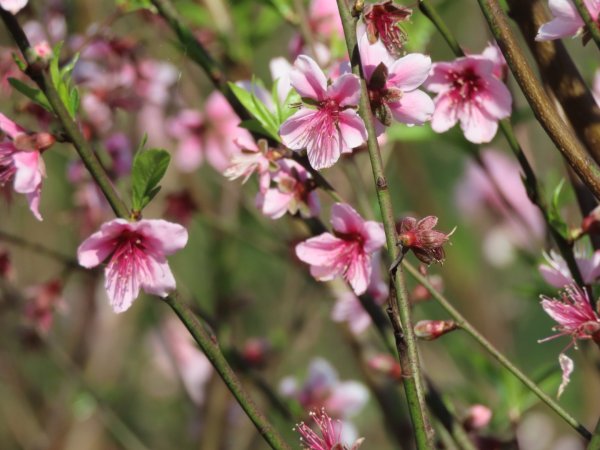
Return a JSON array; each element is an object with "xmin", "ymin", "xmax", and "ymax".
[
  {"xmin": 152, "ymin": 318, "xmax": 212, "ymax": 405},
  {"xmin": 295, "ymin": 409, "xmax": 364, "ymax": 450},
  {"xmin": 280, "ymin": 358, "xmax": 369, "ymax": 419},
  {"xmin": 425, "ymin": 50, "xmax": 512, "ymax": 143},
  {"xmin": 536, "ymin": 0, "xmax": 600, "ymax": 41},
  {"xmin": 77, "ymin": 219, "xmax": 188, "ymax": 313},
  {"xmin": 168, "ymin": 92, "xmax": 252, "ymax": 173},
  {"xmin": 280, "ymin": 56, "xmax": 367, "ymax": 170},
  {"xmin": 414, "ymin": 319, "xmax": 458, "ymax": 340},
  {"xmin": 23, "ymin": 279, "xmax": 64, "ymax": 335},
  {"xmin": 463, "ymin": 405, "xmax": 493, "ymax": 430},
  {"xmin": 540, "ymin": 285, "xmax": 600, "ymax": 346},
  {"xmin": 397, "ymin": 216, "xmax": 454, "ymax": 265},
  {"xmin": 539, "ymin": 250, "xmax": 600, "ymax": 288},
  {"xmin": 224, "ymin": 137, "xmax": 273, "ymax": 191},
  {"xmin": 358, "ymin": 26, "xmax": 433, "ymax": 130},
  {"xmin": 257, "ymin": 159, "xmax": 320, "ymax": 219},
  {"xmin": 296, "ymin": 203, "xmax": 385, "ymax": 295},
  {"xmin": 0, "ymin": 0, "xmax": 28, "ymax": 14},
  {"xmin": 0, "ymin": 113, "xmax": 54, "ymax": 221},
  {"xmin": 331, "ymin": 255, "xmax": 388, "ymax": 334},
  {"xmin": 289, "ymin": 0, "xmax": 344, "ymax": 60},
  {"xmin": 363, "ymin": 1, "xmax": 412, "ymax": 57}
]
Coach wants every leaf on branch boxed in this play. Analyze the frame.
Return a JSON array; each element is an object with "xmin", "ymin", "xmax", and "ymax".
[
  {"xmin": 228, "ymin": 81, "xmax": 281, "ymax": 142},
  {"xmin": 8, "ymin": 78, "xmax": 52, "ymax": 112},
  {"xmin": 131, "ymin": 148, "xmax": 171, "ymax": 212}
]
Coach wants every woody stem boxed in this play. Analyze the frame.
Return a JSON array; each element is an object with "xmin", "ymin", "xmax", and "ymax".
[{"xmin": 336, "ymin": 1, "xmax": 434, "ymax": 448}]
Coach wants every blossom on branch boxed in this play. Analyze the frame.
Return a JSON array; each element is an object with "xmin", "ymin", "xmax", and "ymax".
[
  {"xmin": 296, "ymin": 203, "xmax": 385, "ymax": 295},
  {"xmin": 295, "ymin": 409, "xmax": 364, "ymax": 450},
  {"xmin": 358, "ymin": 25, "xmax": 433, "ymax": 131},
  {"xmin": 77, "ymin": 219, "xmax": 188, "ymax": 313},
  {"xmin": 538, "ymin": 249, "xmax": 600, "ymax": 288},
  {"xmin": 397, "ymin": 215, "xmax": 454, "ymax": 265},
  {"xmin": 425, "ymin": 45, "xmax": 512, "ymax": 143},
  {"xmin": 363, "ymin": 0, "xmax": 412, "ymax": 57},
  {"xmin": 279, "ymin": 56, "xmax": 367, "ymax": 170},
  {"xmin": 536, "ymin": 0, "xmax": 600, "ymax": 41}
]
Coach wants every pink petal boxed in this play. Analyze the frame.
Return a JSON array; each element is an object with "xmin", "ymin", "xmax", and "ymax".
[
  {"xmin": 261, "ymin": 189, "xmax": 292, "ymax": 219},
  {"xmin": 0, "ymin": 0, "xmax": 28, "ymax": 14},
  {"xmin": 25, "ymin": 186, "xmax": 42, "ymax": 221},
  {"xmin": 346, "ymin": 253, "xmax": 370, "ymax": 295},
  {"xmin": 279, "ymin": 108, "xmax": 320, "ymax": 151},
  {"xmin": 306, "ymin": 358, "xmax": 339, "ymax": 391},
  {"xmin": 134, "ymin": 219, "xmax": 189, "ymax": 255},
  {"xmin": 310, "ymin": 263, "xmax": 340, "ymax": 281},
  {"xmin": 328, "ymin": 73, "xmax": 361, "ymax": 107},
  {"xmin": 175, "ymin": 135, "xmax": 204, "ymax": 172},
  {"xmin": 358, "ymin": 28, "xmax": 393, "ymax": 81},
  {"xmin": 326, "ymin": 381, "xmax": 369, "ymax": 417},
  {"xmin": 290, "ymin": 55, "xmax": 328, "ymax": 101},
  {"xmin": 12, "ymin": 151, "xmax": 44, "ymax": 194},
  {"xmin": 330, "ymin": 203, "xmax": 365, "ymax": 235},
  {"xmin": 431, "ymin": 92, "xmax": 459, "ymax": 133},
  {"xmin": 536, "ymin": 0, "xmax": 583, "ymax": 41},
  {"xmin": 479, "ymin": 77, "xmax": 512, "ymax": 119},
  {"xmin": 105, "ymin": 258, "xmax": 141, "ymax": 313},
  {"xmin": 338, "ymin": 110, "xmax": 367, "ymax": 149},
  {"xmin": 388, "ymin": 89, "xmax": 434, "ymax": 126},
  {"xmin": 557, "ymin": 353, "xmax": 573, "ymax": 398},
  {"xmin": 331, "ymin": 292, "xmax": 372, "ymax": 335},
  {"xmin": 0, "ymin": 112, "xmax": 26, "ymax": 138},
  {"xmin": 424, "ymin": 63, "xmax": 454, "ymax": 93},
  {"xmin": 458, "ymin": 104, "xmax": 498, "ymax": 144},
  {"xmin": 140, "ymin": 257, "xmax": 177, "ymax": 298},
  {"xmin": 296, "ymin": 233, "xmax": 347, "ymax": 265},
  {"xmin": 388, "ymin": 54, "xmax": 432, "ymax": 92},
  {"xmin": 77, "ymin": 219, "xmax": 130, "ymax": 268},
  {"xmin": 363, "ymin": 221, "xmax": 386, "ymax": 253},
  {"xmin": 307, "ymin": 126, "xmax": 342, "ymax": 170}
]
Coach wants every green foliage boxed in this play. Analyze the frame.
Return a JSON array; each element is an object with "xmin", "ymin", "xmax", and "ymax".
[
  {"xmin": 49, "ymin": 43, "xmax": 80, "ymax": 119},
  {"xmin": 548, "ymin": 179, "xmax": 570, "ymax": 240},
  {"xmin": 8, "ymin": 78, "xmax": 52, "ymax": 112},
  {"xmin": 131, "ymin": 147, "xmax": 171, "ymax": 212},
  {"xmin": 229, "ymin": 81, "xmax": 281, "ymax": 141}
]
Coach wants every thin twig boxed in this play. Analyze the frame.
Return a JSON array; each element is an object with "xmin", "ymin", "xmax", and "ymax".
[{"xmin": 572, "ymin": 0, "xmax": 600, "ymax": 51}]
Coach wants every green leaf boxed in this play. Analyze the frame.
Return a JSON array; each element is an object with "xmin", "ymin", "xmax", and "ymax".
[
  {"xmin": 48, "ymin": 42, "xmax": 80, "ymax": 118},
  {"xmin": 131, "ymin": 148, "xmax": 171, "ymax": 212},
  {"xmin": 239, "ymin": 119, "xmax": 273, "ymax": 138},
  {"xmin": 228, "ymin": 82, "xmax": 280, "ymax": 141},
  {"xmin": 115, "ymin": 0, "xmax": 156, "ymax": 12},
  {"xmin": 8, "ymin": 78, "xmax": 52, "ymax": 111},
  {"xmin": 548, "ymin": 179, "xmax": 569, "ymax": 239}
]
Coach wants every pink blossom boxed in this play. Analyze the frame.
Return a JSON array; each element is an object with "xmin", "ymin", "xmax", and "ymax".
[
  {"xmin": 463, "ymin": 405, "xmax": 492, "ymax": 430},
  {"xmin": 168, "ymin": 92, "xmax": 252, "ymax": 173},
  {"xmin": 0, "ymin": 113, "xmax": 54, "ymax": 221},
  {"xmin": 23, "ymin": 279, "xmax": 64, "ymax": 335},
  {"xmin": 331, "ymin": 255, "xmax": 388, "ymax": 334},
  {"xmin": 104, "ymin": 133, "xmax": 133, "ymax": 178},
  {"xmin": 224, "ymin": 137, "xmax": 273, "ymax": 191},
  {"xmin": 0, "ymin": 0, "xmax": 28, "ymax": 14},
  {"xmin": 280, "ymin": 56, "xmax": 367, "ymax": 170},
  {"xmin": 425, "ymin": 49, "xmax": 512, "ymax": 143},
  {"xmin": 536, "ymin": 0, "xmax": 600, "ymax": 41},
  {"xmin": 77, "ymin": 219, "xmax": 188, "ymax": 313},
  {"xmin": 539, "ymin": 250, "xmax": 600, "ymax": 288},
  {"xmin": 289, "ymin": 0, "xmax": 344, "ymax": 60},
  {"xmin": 295, "ymin": 409, "xmax": 364, "ymax": 450},
  {"xmin": 257, "ymin": 159, "xmax": 320, "ymax": 219},
  {"xmin": 296, "ymin": 203, "xmax": 385, "ymax": 295},
  {"xmin": 367, "ymin": 354, "xmax": 402, "ymax": 380},
  {"xmin": 363, "ymin": 1, "xmax": 412, "ymax": 57},
  {"xmin": 280, "ymin": 358, "xmax": 369, "ymax": 419},
  {"xmin": 152, "ymin": 318, "xmax": 212, "ymax": 405},
  {"xmin": 539, "ymin": 285, "xmax": 600, "ymax": 346},
  {"xmin": 358, "ymin": 26, "xmax": 433, "ymax": 130},
  {"xmin": 397, "ymin": 216, "xmax": 454, "ymax": 265},
  {"xmin": 414, "ymin": 319, "xmax": 458, "ymax": 340}
]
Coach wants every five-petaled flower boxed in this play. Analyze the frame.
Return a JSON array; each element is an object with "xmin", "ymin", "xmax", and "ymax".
[
  {"xmin": 358, "ymin": 25, "xmax": 433, "ymax": 131},
  {"xmin": 425, "ymin": 46, "xmax": 512, "ymax": 143},
  {"xmin": 0, "ymin": 113, "xmax": 55, "ymax": 221},
  {"xmin": 296, "ymin": 203, "xmax": 385, "ymax": 295},
  {"xmin": 362, "ymin": 0, "xmax": 412, "ymax": 57},
  {"xmin": 77, "ymin": 218, "xmax": 188, "ymax": 313},
  {"xmin": 536, "ymin": 0, "xmax": 600, "ymax": 42},
  {"xmin": 295, "ymin": 409, "xmax": 364, "ymax": 450},
  {"xmin": 279, "ymin": 55, "xmax": 367, "ymax": 170},
  {"xmin": 397, "ymin": 216, "xmax": 454, "ymax": 265}
]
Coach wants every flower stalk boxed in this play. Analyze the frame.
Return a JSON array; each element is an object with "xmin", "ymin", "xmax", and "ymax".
[
  {"xmin": 335, "ymin": 0, "xmax": 434, "ymax": 447},
  {"xmin": 572, "ymin": 0, "xmax": 600, "ymax": 51}
]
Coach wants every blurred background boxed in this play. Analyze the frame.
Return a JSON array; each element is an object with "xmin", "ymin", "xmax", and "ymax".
[{"xmin": 0, "ymin": 0, "xmax": 599, "ymax": 449}]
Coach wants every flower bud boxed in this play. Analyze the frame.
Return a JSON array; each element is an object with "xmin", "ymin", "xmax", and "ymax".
[
  {"xmin": 397, "ymin": 216, "xmax": 454, "ymax": 265},
  {"xmin": 367, "ymin": 354, "xmax": 402, "ymax": 380},
  {"xmin": 414, "ymin": 320, "xmax": 458, "ymax": 340},
  {"xmin": 241, "ymin": 337, "xmax": 272, "ymax": 368},
  {"xmin": 581, "ymin": 205, "xmax": 600, "ymax": 235},
  {"xmin": 463, "ymin": 404, "xmax": 492, "ymax": 430}
]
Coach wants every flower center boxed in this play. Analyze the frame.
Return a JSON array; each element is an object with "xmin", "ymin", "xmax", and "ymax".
[{"xmin": 449, "ymin": 67, "xmax": 483, "ymax": 101}]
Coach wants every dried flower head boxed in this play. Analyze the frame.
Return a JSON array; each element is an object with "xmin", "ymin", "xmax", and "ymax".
[
  {"xmin": 397, "ymin": 216, "xmax": 454, "ymax": 264},
  {"xmin": 363, "ymin": 1, "xmax": 412, "ymax": 57}
]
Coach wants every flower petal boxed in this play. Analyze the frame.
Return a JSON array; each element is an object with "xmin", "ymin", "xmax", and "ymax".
[
  {"xmin": 388, "ymin": 89, "xmax": 434, "ymax": 126},
  {"xmin": 431, "ymin": 92, "xmax": 459, "ymax": 133},
  {"xmin": 558, "ymin": 353, "xmax": 574, "ymax": 398},
  {"xmin": 290, "ymin": 55, "xmax": 328, "ymax": 101},
  {"xmin": 135, "ymin": 219, "xmax": 189, "ymax": 255},
  {"xmin": 12, "ymin": 150, "xmax": 43, "ymax": 194},
  {"xmin": 77, "ymin": 219, "xmax": 130, "ymax": 268},
  {"xmin": 330, "ymin": 203, "xmax": 365, "ymax": 235},
  {"xmin": 338, "ymin": 110, "xmax": 367, "ymax": 149},
  {"xmin": 296, "ymin": 233, "xmax": 347, "ymax": 266},
  {"xmin": 328, "ymin": 73, "xmax": 361, "ymax": 107},
  {"xmin": 388, "ymin": 53, "xmax": 432, "ymax": 92},
  {"xmin": 140, "ymin": 257, "xmax": 177, "ymax": 298}
]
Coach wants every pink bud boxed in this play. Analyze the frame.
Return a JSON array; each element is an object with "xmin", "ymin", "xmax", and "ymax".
[
  {"xmin": 463, "ymin": 404, "xmax": 492, "ymax": 430},
  {"xmin": 367, "ymin": 354, "xmax": 402, "ymax": 380},
  {"xmin": 581, "ymin": 205, "xmax": 600, "ymax": 236},
  {"xmin": 414, "ymin": 320, "xmax": 458, "ymax": 340},
  {"xmin": 241, "ymin": 338, "xmax": 271, "ymax": 368}
]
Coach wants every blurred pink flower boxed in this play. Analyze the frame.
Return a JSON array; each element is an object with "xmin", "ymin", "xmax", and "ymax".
[
  {"xmin": 77, "ymin": 219, "xmax": 188, "ymax": 313},
  {"xmin": 536, "ymin": 0, "xmax": 599, "ymax": 41},
  {"xmin": 23, "ymin": 279, "xmax": 64, "ymax": 335},
  {"xmin": 224, "ymin": 137, "xmax": 272, "ymax": 191},
  {"xmin": 331, "ymin": 255, "xmax": 388, "ymax": 335},
  {"xmin": 289, "ymin": 0, "xmax": 343, "ymax": 60},
  {"xmin": 539, "ymin": 249, "xmax": 600, "ymax": 288},
  {"xmin": 280, "ymin": 358, "xmax": 369, "ymax": 419},
  {"xmin": 358, "ymin": 25, "xmax": 433, "ymax": 130},
  {"xmin": 256, "ymin": 159, "xmax": 320, "ymax": 219},
  {"xmin": 296, "ymin": 203, "xmax": 385, "ymax": 295},
  {"xmin": 164, "ymin": 189, "xmax": 198, "ymax": 227},
  {"xmin": 0, "ymin": 113, "xmax": 54, "ymax": 221},
  {"xmin": 104, "ymin": 132, "xmax": 133, "ymax": 178},
  {"xmin": 168, "ymin": 92, "xmax": 252, "ymax": 173},
  {"xmin": 153, "ymin": 318, "xmax": 212, "ymax": 405},
  {"xmin": 295, "ymin": 409, "xmax": 364, "ymax": 450},
  {"xmin": 367, "ymin": 354, "xmax": 402, "ymax": 380},
  {"xmin": 463, "ymin": 404, "xmax": 493, "ymax": 430},
  {"xmin": 594, "ymin": 70, "xmax": 600, "ymax": 104},
  {"xmin": 425, "ymin": 49, "xmax": 512, "ymax": 143},
  {"xmin": 414, "ymin": 319, "xmax": 458, "ymax": 340},
  {"xmin": 280, "ymin": 55, "xmax": 367, "ymax": 170},
  {"xmin": 0, "ymin": 0, "xmax": 27, "ymax": 14},
  {"xmin": 455, "ymin": 149, "xmax": 545, "ymax": 262}
]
